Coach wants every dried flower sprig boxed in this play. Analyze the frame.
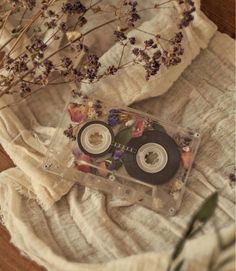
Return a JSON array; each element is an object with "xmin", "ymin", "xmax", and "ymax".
[{"xmin": 0, "ymin": 0, "xmax": 195, "ymax": 108}]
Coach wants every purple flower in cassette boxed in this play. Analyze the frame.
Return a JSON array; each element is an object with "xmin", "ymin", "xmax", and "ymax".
[
  {"xmin": 107, "ymin": 109, "xmax": 122, "ymax": 127},
  {"xmin": 113, "ymin": 150, "xmax": 123, "ymax": 160}
]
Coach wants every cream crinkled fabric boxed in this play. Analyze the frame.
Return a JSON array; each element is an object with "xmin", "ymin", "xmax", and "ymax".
[{"xmin": 0, "ymin": 31, "xmax": 235, "ymax": 271}]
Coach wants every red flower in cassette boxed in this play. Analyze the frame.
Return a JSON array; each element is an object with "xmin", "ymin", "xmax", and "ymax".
[
  {"xmin": 68, "ymin": 103, "xmax": 88, "ymax": 123},
  {"xmin": 132, "ymin": 118, "xmax": 145, "ymax": 138},
  {"xmin": 73, "ymin": 147, "xmax": 91, "ymax": 173},
  {"xmin": 97, "ymin": 161, "xmax": 109, "ymax": 177},
  {"xmin": 76, "ymin": 154, "xmax": 91, "ymax": 173}
]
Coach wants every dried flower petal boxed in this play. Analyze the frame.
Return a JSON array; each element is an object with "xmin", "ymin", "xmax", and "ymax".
[
  {"xmin": 68, "ymin": 103, "xmax": 88, "ymax": 123},
  {"xmin": 66, "ymin": 31, "xmax": 82, "ymax": 42},
  {"xmin": 76, "ymin": 154, "xmax": 91, "ymax": 173},
  {"xmin": 132, "ymin": 119, "xmax": 145, "ymax": 138},
  {"xmin": 181, "ymin": 151, "xmax": 192, "ymax": 169},
  {"xmin": 98, "ymin": 161, "xmax": 109, "ymax": 177}
]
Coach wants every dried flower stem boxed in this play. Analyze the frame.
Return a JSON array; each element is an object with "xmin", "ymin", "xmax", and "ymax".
[
  {"xmin": 73, "ymin": 0, "xmax": 102, "ymax": 30},
  {"xmin": 1, "ymin": 17, "xmax": 116, "ymax": 92},
  {"xmin": 0, "ymin": 36, "xmax": 15, "ymax": 51},
  {"xmin": 0, "ymin": 76, "xmax": 63, "ymax": 111},
  {"xmin": 117, "ymin": 43, "xmax": 127, "ymax": 68},
  {"xmin": 19, "ymin": 8, "xmax": 27, "ymax": 26},
  {"xmin": 0, "ymin": 0, "xmax": 196, "ymax": 105},
  {"xmin": 8, "ymin": 0, "xmax": 56, "ymax": 55},
  {"xmin": 0, "ymin": 10, "xmax": 11, "ymax": 40}
]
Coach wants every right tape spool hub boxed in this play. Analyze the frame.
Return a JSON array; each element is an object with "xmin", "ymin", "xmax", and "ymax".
[{"xmin": 122, "ymin": 130, "xmax": 181, "ymax": 185}]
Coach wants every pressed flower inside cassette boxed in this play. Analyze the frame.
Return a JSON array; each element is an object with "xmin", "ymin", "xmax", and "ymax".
[{"xmin": 44, "ymin": 92, "xmax": 201, "ymax": 216}]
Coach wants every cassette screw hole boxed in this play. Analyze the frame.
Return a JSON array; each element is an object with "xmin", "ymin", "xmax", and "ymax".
[
  {"xmin": 43, "ymin": 163, "xmax": 51, "ymax": 169},
  {"xmin": 109, "ymin": 175, "xmax": 115, "ymax": 181},
  {"xmin": 169, "ymin": 208, "xmax": 176, "ymax": 216}
]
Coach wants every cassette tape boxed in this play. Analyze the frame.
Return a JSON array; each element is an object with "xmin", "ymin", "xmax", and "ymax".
[{"xmin": 43, "ymin": 91, "xmax": 200, "ymax": 215}]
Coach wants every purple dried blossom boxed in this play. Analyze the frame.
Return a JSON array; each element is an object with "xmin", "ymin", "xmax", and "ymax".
[
  {"xmin": 4, "ymin": 55, "xmax": 14, "ymax": 66},
  {"xmin": 64, "ymin": 124, "xmax": 76, "ymax": 140},
  {"xmin": 124, "ymin": 0, "xmax": 140, "ymax": 27},
  {"xmin": 62, "ymin": 1, "xmax": 86, "ymax": 14},
  {"xmin": 76, "ymin": 43, "xmax": 89, "ymax": 53},
  {"xmin": 26, "ymin": 0, "xmax": 36, "ymax": 9},
  {"xmin": 5, "ymin": 54, "xmax": 29, "ymax": 74},
  {"xmin": 59, "ymin": 22, "xmax": 69, "ymax": 32},
  {"xmin": 123, "ymin": 0, "xmax": 138, "ymax": 7},
  {"xmin": 179, "ymin": 6, "xmax": 195, "ymax": 29},
  {"xmin": 152, "ymin": 50, "xmax": 162, "ymax": 60},
  {"xmin": 170, "ymin": 56, "xmax": 181, "ymax": 65},
  {"xmin": 132, "ymin": 47, "xmax": 140, "ymax": 56},
  {"xmin": 173, "ymin": 44, "xmax": 184, "ymax": 56},
  {"xmin": 43, "ymin": 60, "xmax": 54, "ymax": 75},
  {"xmin": 113, "ymin": 150, "xmax": 123, "ymax": 160},
  {"xmin": 139, "ymin": 50, "xmax": 150, "ymax": 62},
  {"xmin": 144, "ymin": 60, "xmax": 160, "ymax": 80},
  {"xmin": 20, "ymin": 82, "xmax": 31, "ymax": 97},
  {"xmin": 83, "ymin": 54, "xmax": 101, "ymax": 82},
  {"xmin": 128, "ymin": 12, "xmax": 140, "ymax": 25},
  {"xmin": 9, "ymin": 0, "xmax": 36, "ymax": 10},
  {"xmin": 72, "ymin": 68, "xmax": 84, "ymax": 82},
  {"xmin": 129, "ymin": 37, "xmax": 136, "ymax": 45},
  {"xmin": 47, "ymin": 10, "xmax": 56, "ymax": 17},
  {"xmin": 187, "ymin": 0, "xmax": 195, "ymax": 6},
  {"xmin": 29, "ymin": 38, "xmax": 47, "ymax": 52},
  {"xmin": 172, "ymin": 32, "xmax": 184, "ymax": 44},
  {"xmin": 77, "ymin": 16, "xmax": 87, "ymax": 27},
  {"xmin": 61, "ymin": 57, "xmax": 73, "ymax": 68},
  {"xmin": 144, "ymin": 39, "xmax": 154, "ymax": 47},
  {"xmin": 114, "ymin": 31, "xmax": 127, "ymax": 42},
  {"xmin": 45, "ymin": 19, "xmax": 57, "ymax": 29},
  {"xmin": 88, "ymin": 54, "xmax": 100, "ymax": 65},
  {"xmin": 107, "ymin": 65, "xmax": 118, "ymax": 75}
]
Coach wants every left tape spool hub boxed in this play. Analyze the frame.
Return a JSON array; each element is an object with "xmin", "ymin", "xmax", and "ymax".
[{"xmin": 77, "ymin": 120, "xmax": 115, "ymax": 157}]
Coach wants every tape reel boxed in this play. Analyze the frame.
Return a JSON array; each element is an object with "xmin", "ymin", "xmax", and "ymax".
[
  {"xmin": 77, "ymin": 120, "xmax": 114, "ymax": 157},
  {"xmin": 122, "ymin": 130, "xmax": 180, "ymax": 185}
]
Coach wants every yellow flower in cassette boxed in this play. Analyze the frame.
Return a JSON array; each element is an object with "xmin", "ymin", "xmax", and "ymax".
[{"xmin": 68, "ymin": 103, "xmax": 88, "ymax": 123}]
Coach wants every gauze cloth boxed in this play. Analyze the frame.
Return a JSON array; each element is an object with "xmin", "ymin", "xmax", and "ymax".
[{"xmin": 0, "ymin": 31, "xmax": 235, "ymax": 271}]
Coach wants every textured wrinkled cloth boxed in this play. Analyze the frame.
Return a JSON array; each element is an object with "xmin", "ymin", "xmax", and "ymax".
[
  {"xmin": 0, "ymin": 0, "xmax": 216, "ymax": 209},
  {"xmin": 0, "ymin": 31, "xmax": 235, "ymax": 271}
]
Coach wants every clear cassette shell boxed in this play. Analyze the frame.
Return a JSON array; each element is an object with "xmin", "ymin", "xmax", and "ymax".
[{"xmin": 43, "ymin": 92, "xmax": 200, "ymax": 216}]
